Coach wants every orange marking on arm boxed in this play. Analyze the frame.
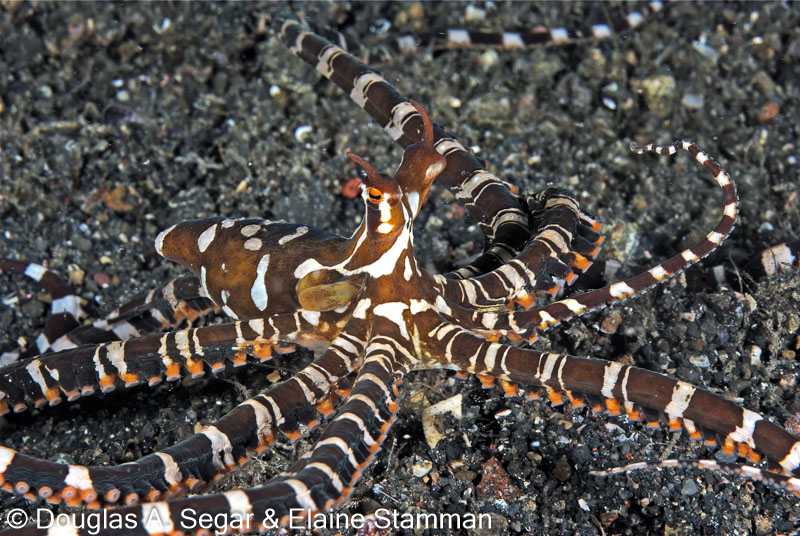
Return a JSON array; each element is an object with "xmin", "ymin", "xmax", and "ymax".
[
  {"xmin": 121, "ymin": 372, "xmax": 140, "ymax": 387},
  {"xmin": 571, "ymin": 253, "xmax": 591, "ymax": 271},
  {"xmin": 484, "ymin": 332, "xmax": 501, "ymax": 342},
  {"xmin": 254, "ymin": 430, "xmax": 275, "ymax": 453},
  {"xmin": 232, "ymin": 349, "xmax": 248, "ymax": 366},
  {"xmin": 737, "ymin": 442, "xmax": 749, "ymax": 458},
  {"xmin": 305, "ymin": 418, "xmax": 320, "ymax": 430},
  {"xmin": 506, "ymin": 332, "xmax": 522, "ymax": 343},
  {"xmin": 605, "ymin": 398, "xmax": 621, "ymax": 415},
  {"xmin": 184, "ymin": 358, "xmax": 205, "ymax": 377},
  {"xmin": 478, "ymin": 374, "xmax": 495, "ymax": 389},
  {"xmin": 500, "ymin": 380, "xmax": 519, "ymax": 397},
  {"xmin": 44, "ymin": 387, "xmax": 61, "ymax": 404},
  {"xmin": 80, "ymin": 488, "xmax": 98, "ymax": 503},
  {"xmin": 284, "ymin": 430, "xmax": 302, "ymax": 443},
  {"xmin": 721, "ymin": 439, "xmax": 736, "ymax": 456},
  {"xmin": 165, "ymin": 363, "xmax": 182, "ymax": 380},
  {"xmin": 61, "ymin": 485, "xmax": 79, "ymax": 504},
  {"xmin": 566, "ymin": 392, "xmax": 585, "ymax": 408},
  {"xmin": 686, "ymin": 427, "xmax": 702, "ymax": 440},
  {"xmin": 525, "ymin": 330, "xmax": 538, "ymax": 344},
  {"xmin": 253, "ymin": 343, "xmax": 274, "ymax": 360},
  {"xmin": 547, "ymin": 389, "xmax": 564, "ymax": 406},
  {"xmin": 99, "ymin": 374, "xmax": 116, "ymax": 392},
  {"xmin": 515, "ymin": 292, "xmax": 534, "ymax": 309},
  {"xmin": 316, "ymin": 396, "xmax": 335, "ymax": 418}
]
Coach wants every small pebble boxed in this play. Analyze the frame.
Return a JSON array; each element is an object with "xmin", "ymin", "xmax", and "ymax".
[
  {"xmin": 412, "ymin": 458, "xmax": 433, "ymax": 477},
  {"xmin": 93, "ymin": 272, "xmax": 111, "ymax": 288},
  {"xmin": 692, "ymin": 40, "xmax": 721, "ymax": 63},
  {"xmin": 681, "ymin": 92, "xmax": 704, "ymax": 110},
  {"xmin": 688, "ymin": 354, "xmax": 711, "ymax": 368},
  {"xmin": 758, "ymin": 102, "xmax": 779, "ymax": 124},
  {"xmin": 681, "ymin": 478, "xmax": 700, "ymax": 497},
  {"xmin": 294, "ymin": 125, "xmax": 312, "ymax": 142}
]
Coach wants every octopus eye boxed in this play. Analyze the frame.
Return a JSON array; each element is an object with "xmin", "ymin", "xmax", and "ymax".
[{"xmin": 367, "ymin": 187, "xmax": 383, "ymax": 203}]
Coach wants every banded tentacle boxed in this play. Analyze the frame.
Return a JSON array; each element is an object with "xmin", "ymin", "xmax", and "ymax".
[
  {"xmin": 5, "ymin": 336, "xmax": 404, "ymax": 536},
  {"xmin": 0, "ymin": 260, "xmax": 86, "ymax": 361},
  {"xmin": 431, "ymin": 187, "xmax": 605, "ymax": 312},
  {"xmin": 0, "ymin": 261, "xmax": 217, "ymax": 361},
  {"xmin": 41, "ymin": 275, "xmax": 220, "ymax": 360},
  {"xmin": 590, "ymin": 458, "xmax": 800, "ymax": 494},
  {"xmin": 393, "ymin": 2, "xmax": 664, "ymax": 53},
  {"xmin": 0, "ymin": 307, "xmax": 346, "ymax": 416},
  {"xmin": 436, "ymin": 140, "xmax": 739, "ymax": 339},
  {"xmin": 0, "ymin": 328, "xmax": 365, "ymax": 509},
  {"xmin": 280, "ymin": 20, "xmax": 603, "ymax": 304},
  {"xmin": 86, "ymin": 275, "xmax": 218, "ymax": 344},
  {"xmin": 425, "ymin": 322, "xmax": 800, "ymax": 491}
]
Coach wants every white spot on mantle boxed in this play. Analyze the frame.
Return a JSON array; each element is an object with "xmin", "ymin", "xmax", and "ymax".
[
  {"xmin": 197, "ymin": 224, "xmax": 218, "ymax": 253},
  {"xmin": 251, "ymin": 254, "xmax": 270, "ymax": 311}
]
